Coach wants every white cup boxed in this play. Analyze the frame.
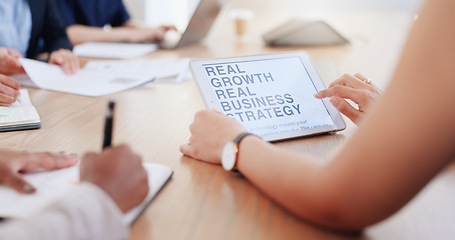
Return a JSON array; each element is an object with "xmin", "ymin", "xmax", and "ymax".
[{"xmin": 229, "ymin": 8, "xmax": 254, "ymax": 39}]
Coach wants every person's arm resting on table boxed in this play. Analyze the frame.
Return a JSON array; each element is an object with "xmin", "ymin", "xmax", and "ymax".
[
  {"xmin": 0, "ymin": 145, "xmax": 149, "ymax": 240},
  {"xmin": 0, "ymin": 149, "xmax": 77, "ymax": 193},
  {"xmin": 66, "ymin": 23, "xmax": 177, "ymax": 45},
  {"xmin": 181, "ymin": 0, "xmax": 455, "ymax": 231}
]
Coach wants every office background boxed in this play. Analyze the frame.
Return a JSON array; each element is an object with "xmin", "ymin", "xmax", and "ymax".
[
  {"xmin": 3, "ymin": 0, "xmax": 453, "ymax": 239},
  {"xmin": 123, "ymin": 0, "xmax": 425, "ymax": 28}
]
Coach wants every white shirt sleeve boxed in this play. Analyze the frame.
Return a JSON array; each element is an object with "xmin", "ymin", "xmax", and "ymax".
[{"xmin": 0, "ymin": 182, "xmax": 129, "ymax": 240}]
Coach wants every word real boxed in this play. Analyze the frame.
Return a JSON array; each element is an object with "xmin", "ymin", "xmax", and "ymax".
[{"xmin": 205, "ymin": 64, "xmax": 302, "ymax": 122}]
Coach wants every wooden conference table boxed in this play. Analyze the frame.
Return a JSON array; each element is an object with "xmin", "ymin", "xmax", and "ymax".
[{"xmin": 2, "ymin": 11, "xmax": 455, "ymax": 240}]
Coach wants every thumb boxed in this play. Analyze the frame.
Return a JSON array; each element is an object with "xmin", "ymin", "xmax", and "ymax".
[
  {"xmin": 8, "ymin": 48, "xmax": 23, "ymax": 58},
  {"xmin": 180, "ymin": 143, "xmax": 192, "ymax": 156},
  {"xmin": 3, "ymin": 173, "xmax": 36, "ymax": 194},
  {"xmin": 330, "ymin": 96, "xmax": 361, "ymax": 125},
  {"xmin": 49, "ymin": 55, "xmax": 63, "ymax": 65}
]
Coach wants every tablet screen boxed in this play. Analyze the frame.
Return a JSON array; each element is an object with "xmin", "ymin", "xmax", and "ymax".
[{"xmin": 191, "ymin": 51, "xmax": 345, "ymax": 141}]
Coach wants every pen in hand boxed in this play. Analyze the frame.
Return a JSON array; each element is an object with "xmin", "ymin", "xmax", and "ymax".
[{"xmin": 102, "ymin": 99, "xmax": 115, "ymax": 149}]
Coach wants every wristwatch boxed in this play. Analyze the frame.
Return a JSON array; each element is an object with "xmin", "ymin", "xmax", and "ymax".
[{"xmin": 221, "ymin": 132, "xmax": 254, "ymax": 171}]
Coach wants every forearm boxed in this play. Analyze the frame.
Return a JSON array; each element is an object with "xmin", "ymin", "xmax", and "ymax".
[
  {"xmin": 237, "ymin": 134, "xmax": 416, "ymax": 231},
  {"xmin": 67, "ymin": 25, "xmax": 137, "ymax": 45},
  {"xmin": 122, "ymin": 20, "xmax": 139, "ymax": 28},
  {"xmin": 236, "ymin": 136, "xmax": 350, "ymax": 229}
]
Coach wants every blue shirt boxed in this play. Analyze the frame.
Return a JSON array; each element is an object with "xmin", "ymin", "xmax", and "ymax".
[
  {"xmin": 56, "ymin": 0, "xmax": 131, "ymax": 28},
  {"xmin": 0, "ymin": 0, "xmax": 32, "ymax": 56}
]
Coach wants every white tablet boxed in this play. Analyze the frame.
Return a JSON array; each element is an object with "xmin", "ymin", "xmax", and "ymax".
[{"xmin": 190, "ymin": 51, "xmax": 346, "ymax": 141}]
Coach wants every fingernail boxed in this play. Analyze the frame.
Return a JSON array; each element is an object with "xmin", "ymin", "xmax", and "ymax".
[
  {"xmin": 59, "ymin": 151, "xmax": 66, "ymax": 154},
  {"xmin": 70, "ymin": 153, "xmax": 78, "ymax": 157},
  {"xmin": 23, "ymin": 184, "xmax": 36, "ymax": 193},
  {"xmin": 330, "ymin": 97, "xmax": 339, "ymax": 106}
]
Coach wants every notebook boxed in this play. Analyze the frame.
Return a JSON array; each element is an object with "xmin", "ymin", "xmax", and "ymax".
[
  {"xmin": 0, "ymin": 89, "xmax": 41, "ymax": 132},
  {"xmin": 0, "ymin": 162, "xmax": 172, "ymax": 225}
]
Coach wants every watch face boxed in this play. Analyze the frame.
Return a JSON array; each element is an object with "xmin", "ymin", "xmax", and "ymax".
[{"xmin": 222, "ymin": 142, "xmax": 238, "ymax": 171}]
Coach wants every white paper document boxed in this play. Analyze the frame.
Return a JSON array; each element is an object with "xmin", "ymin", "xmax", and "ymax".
[
  {"xmin": 9, "ymin": 74, "xmax": 38, "ymax": 88},
  {"xmin": 19, "ymin": 58, "xmax": 155, "ymax": 97},
  {"xmin": 83, "ymin": 58, "xmax": 191, "ymax": 83},
  {"xmin": 73, "ymin": 42, "xmax": 158, "ymax": 59},
  {"xmin": 0, "ymin": 162, "xmax": 173, "ymax": 225},
  {"xmin": 0, "ymin": 89, "xmax": 41, "ymax": 131}
]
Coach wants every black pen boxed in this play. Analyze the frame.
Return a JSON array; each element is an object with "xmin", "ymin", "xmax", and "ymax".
[{"xmin": 102, "ymin": 99, "xmax": 115, "ymax": 149}]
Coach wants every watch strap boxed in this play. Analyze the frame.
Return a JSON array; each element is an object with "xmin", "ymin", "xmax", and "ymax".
[
  {"xmin": 229, "ymin": 132, "xmax": 254, "ymax": 171},
  {"xmin": 233, "ymin": 132, "xmax": 254, "ymax": 145}
]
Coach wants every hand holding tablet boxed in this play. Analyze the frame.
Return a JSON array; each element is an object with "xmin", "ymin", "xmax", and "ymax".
[{"xmin": 190, "ymin": 51, "xmax": 346, "ymax": 141}]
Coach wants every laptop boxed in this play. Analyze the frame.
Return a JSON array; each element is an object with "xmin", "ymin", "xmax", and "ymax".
[{"xmin": 159, "ymin": 0, "xmax": 223, "ymax": 49}]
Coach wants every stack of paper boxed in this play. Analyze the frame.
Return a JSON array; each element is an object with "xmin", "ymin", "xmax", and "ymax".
[
  {"xmin": 19, "ymin": 59, "xmax": 155, "ymax": 97},
  {"xmin": 73, "ymin": 42, "xmax": 158, "ymax": 59},
  {"xmin": 18, "ymin": 58, "xmax": 191, "ymax": 97},
  {"xmin": 0, "ymin": 89, "xmax": 40, "ymax": 132},
  {"xmin": 83, "ymin": 58, "xmax": 191, "ymax": 83}
]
